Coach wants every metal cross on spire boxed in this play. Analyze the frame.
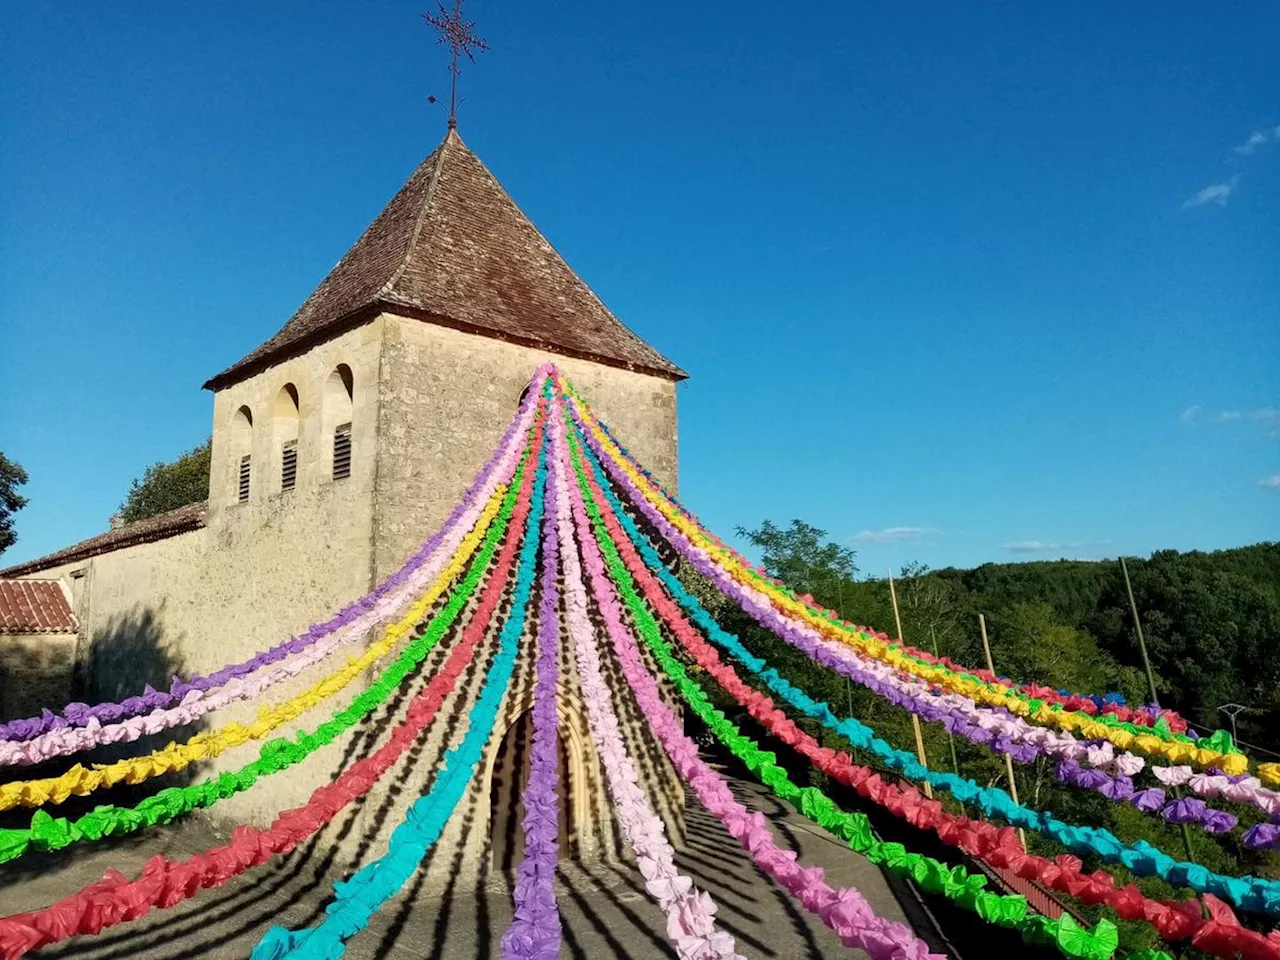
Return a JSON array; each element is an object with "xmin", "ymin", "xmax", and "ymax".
[{"xmin": 423, "ymin": 0, "xmax": 489, "ymax": 130}]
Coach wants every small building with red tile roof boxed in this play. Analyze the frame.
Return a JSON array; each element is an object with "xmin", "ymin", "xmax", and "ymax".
[{"xmin": 0, "ymin": 579, "xmax": 78, "ymax": 721}]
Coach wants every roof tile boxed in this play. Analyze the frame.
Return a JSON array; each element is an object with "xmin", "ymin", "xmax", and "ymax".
[
  {"xmin": 0, "ymin": 502, "xmax": 207, "ymax": 578},
  {"xmin": 0, "ymin": 580, "xmax": 77, "ymax": 634},
  {"xmin": 205, "ymin": 131, "xmax": 685, "ymax": 389}
]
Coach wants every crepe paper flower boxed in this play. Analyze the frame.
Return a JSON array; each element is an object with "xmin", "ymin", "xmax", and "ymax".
[
  {"xmin": 1161, "ymin": 798, "xmax": 1208, "ymax": 825},
  {"xmin": 567, "ymin": 399, "xmax": 1280, "ymax": 917},
  {"xmin": 1153, "ymin": 765, "xmax": 1194, "ymax": 787},
  {"xmin": 1244, "ymin": 823, "xmax": 1280, "ymax": 851},
  {"xmin": 0, "ymin": 371, "xmax": 555, "ymax": 749},
  {"xmin": 1200, "ymin": 810, "xmax": 1239, "ymax": 834},
  {"xmin": 0, "ymin": 431, "xmax": 552, "ymax": 960}
]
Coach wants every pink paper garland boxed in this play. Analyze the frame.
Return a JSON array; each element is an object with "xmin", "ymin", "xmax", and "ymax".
[
  {"xmin": 562, "ymin": 410, "xmax": 940, "ymax": 960},
  {"xmin": 0, "ymin": 381, "xmax": 548, "ymax": 767},
  {"xmin": 548, "ymin": 397, "xmax": 741, "ymax": 960}
]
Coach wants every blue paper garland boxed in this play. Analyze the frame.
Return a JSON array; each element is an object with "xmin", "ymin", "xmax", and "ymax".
[
  {"xmin": 573, "ymin": 412, "xmax": 1280, "ymax": 919},
  {"xmin": 250, "ymin": 441, "xmax": 550, "ymax": 960}
]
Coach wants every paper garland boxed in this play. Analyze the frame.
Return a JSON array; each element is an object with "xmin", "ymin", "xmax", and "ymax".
[
  {"xmin": 250, "ymin": 421, "xmax": 549, "ymax": 960},
  {"xmin": 568, "ymin": 420, "xmax": 1131, "ymax": 960},
  {"xmin": 6, "ymin": 365, "xmax": 1274, "ymax": 960},
  {"xmin": 563, "ymin": 423, "xmax": 942, "ymax": 960},
  {"xmin": 572, "ymin": 418, "xmax": 1280, "ymax": 959},
  {"xmin": 569, "ymin": 389, "xmax": 1266, "ymax": 778},
  {"xmin": 569, "ymin": 398, "xmax": 1280, "ymax": 918},
  {"xmin": 571, "ymin": 413, "xmax": 1269, "ymax": 838},
  {"xmin": 570, "ymin": 387, "xmax": 1193, "ymax": 737},
  {"xmin": 0, "ymin": 428, "xmax": 548, "ymax": 960},
  {"xmin": 500, "ymin": 381, "xmax": 564, "ymax": 960},
  {"xmin": 547, "ymin": 401, "xmax": 740, "ymax": 959},
  {"xmin": 0, "ymin": 369, "xmax": 550, "ymax": 746},
  {"xmin": 0, "ymin": 442, "xmax": 533, "ymax": 865}
]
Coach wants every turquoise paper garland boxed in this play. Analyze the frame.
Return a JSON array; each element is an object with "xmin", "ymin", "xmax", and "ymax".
[
  {"xmin": 572, "ymin": 414, "xmax": 1280, "ymax": 918},
  {"xmin": 250, "ymin": 441, "xmax": 549, "ymax": 960}
]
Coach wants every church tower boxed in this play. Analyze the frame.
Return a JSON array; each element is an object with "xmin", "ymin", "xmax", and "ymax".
[
  {"xmin": 195, "ymin": 130, "xmax": 688, "ymax": 879},
  {"xmin": 3, "ymin": 129, "xmax": 687, "ymax": 879},
  {"xmin": 202, "ymin": 129, "xmax": 683, "ymax": 582}
]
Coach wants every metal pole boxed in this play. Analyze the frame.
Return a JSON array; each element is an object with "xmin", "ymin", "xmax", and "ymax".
[
  {"xmin": 889, "ymin": 569, "xmax": 932, "ymax": 798},
  {"xmin": 1218, "ymin": 703, "xmax": 1250, "ymax": 745},
  {"xmin": 932, "ymin": 624, "xmax": 961, "ymax": 776},
  {"xmin": 980, "ymin": 614, "xmax": 1026, "ymax": 849}
]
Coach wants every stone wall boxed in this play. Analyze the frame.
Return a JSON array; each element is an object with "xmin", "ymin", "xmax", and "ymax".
[
  {"xmin": 0, "ymin": 631, "xmax": 77, "ymax": 721},
  {"xmin": 371, "ymin": 313, "xmax": 679, "ymax": 581},
  {"xmin": 5, "ymin": 313, "xmax": 685, "ymax": 880}
]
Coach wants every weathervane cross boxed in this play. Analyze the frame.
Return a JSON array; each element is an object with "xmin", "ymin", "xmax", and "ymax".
[{"xmin": 423, "ymin": 0, "xmax": 489, "ymax": 130}]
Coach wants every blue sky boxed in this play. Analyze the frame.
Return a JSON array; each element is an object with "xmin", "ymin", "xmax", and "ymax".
[{"xmin": 1, "ymin": 2, "xmax": 1276, "ymax": 576}]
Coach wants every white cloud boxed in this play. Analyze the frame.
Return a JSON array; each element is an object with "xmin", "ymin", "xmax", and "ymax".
[
  {"xmin": 1184, "ymin": 175, "xmax": 1240, "ymax": 208},
  {"xmin": 852, "ymin": 526, "xmax": 941, "ymax": 544},
  {"xmin": 1184, "ymin": 405, "xmax": 1278, "ymax": 434},
  {"xmin": 1006, "ymin": 540, "xmax": 1079, "ymax": 554},
  {"xmin": 1236, "ymin": 125, "xmax": 1280, "ymax": 156},
  {"xmin": 1005, "ymin": 539, "xmax": 1111, "ymax": 555},
  {"xmin": 1259, "ymin": 475, "xmax": 1280, "ymax": 490}
]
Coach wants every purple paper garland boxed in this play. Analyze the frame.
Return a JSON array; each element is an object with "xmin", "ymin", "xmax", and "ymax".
[
  {"xmin": 567, "ymin": 395, "xmax": 1272, "ymax": 846},
  {"xmin": 0, "ymin": 367, "xmax": 552, "ymax": 743},
  {"xmin": 500, "ymin": 387, "xmax": 564, "ymax": 960}
]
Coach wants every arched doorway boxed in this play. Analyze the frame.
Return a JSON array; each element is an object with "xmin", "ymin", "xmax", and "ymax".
[{"xmin": 487, "ymin": 709, "xmax": 588, "ymax": 878}]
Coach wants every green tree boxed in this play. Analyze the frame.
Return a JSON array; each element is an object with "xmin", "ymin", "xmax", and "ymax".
[
  {"xmin": 0, "ymin": 452, "xmax": 29, "ymax": 557},
  {"xmin": 118, "ymin": 440, "xmax": 211, "ymax": 524},
  {"xmin": 736, "ymin": 519, "xmax": 857, "ymax": 611}
]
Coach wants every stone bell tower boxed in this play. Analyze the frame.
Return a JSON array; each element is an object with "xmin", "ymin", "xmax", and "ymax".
[{"xmin": 200, "ymin": 129, "xmax": 688, "ymax": 881}]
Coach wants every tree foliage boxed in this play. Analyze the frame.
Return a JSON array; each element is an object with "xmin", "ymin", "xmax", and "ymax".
[
  {"xmin": 0, "ymin": 451, "xmax": 29, "ymax": 557},
  {"xmin": 699, "ymin": 523, "xmax": 1279, "ymax": 953},
  {"xmin": 737, "ymin": 519, "xmax": 858, "ymax": 602},
  {"xmin": 118, "ymin": 440, "xmax": 211, "ymax": 524}
]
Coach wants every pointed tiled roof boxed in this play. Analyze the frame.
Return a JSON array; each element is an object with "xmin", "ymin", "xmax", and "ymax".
[{"xmin": 205, "ymin": 130, "xmax": 685, "ymax": 389}]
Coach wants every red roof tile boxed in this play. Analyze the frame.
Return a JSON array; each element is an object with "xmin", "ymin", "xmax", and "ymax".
[
  {"xmin": 0, "ymin": 579, "xmax": 76, "ymax": 634},
  {"xmin": 0, "ymin": 501, "xmax": 207, "ymax": 578},
  {"xmin": 205, "ymin": 130, "xmax": 685, "ymax": 390}
]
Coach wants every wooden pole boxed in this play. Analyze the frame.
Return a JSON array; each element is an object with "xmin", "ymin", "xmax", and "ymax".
[
  {"xmin": 1121, "ymin": 557, "xmax": 1199, "ymax": 867},
  {"xmin": 980, "ymin": 614, "xmax": 1026, "ymax": 849},
  {"xmin": 931, "ymin": 624, "xmax": 961, "ymax": 775},
  {"xmin": 1120, "ymin": 557, "xmax": 1161, "ymax": 707},
  {"xmin": 889, "ymin": 569, "xmax": 932, "ymax": 798}
]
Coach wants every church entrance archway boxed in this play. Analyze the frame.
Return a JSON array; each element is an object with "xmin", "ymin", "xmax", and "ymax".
[{"xmin": 487, "ymin": 707, "xmax": 591, "ymax": 878}]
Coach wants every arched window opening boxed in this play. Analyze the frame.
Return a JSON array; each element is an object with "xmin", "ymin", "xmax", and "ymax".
[
  {"xmin": 325, "ymin": 364, "xmax": 354, "ymax": 408},
  {"xmin": 324, "ymin": 365, "xmax": 355, "ymax": 482},
  {"xmin": 274, "ymin": 384, "xmax": 301, "ymax": 493},
  {"xmin": 232, "ymin": 406, "xmax": 253, "ymax": 503}
]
